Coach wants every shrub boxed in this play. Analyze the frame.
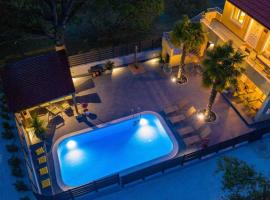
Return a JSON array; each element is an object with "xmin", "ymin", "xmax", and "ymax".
[
  {"xmin": 105, "ymin": 60, "xmax": 115, "ymax": 71},
  {"xmin": 6, "ymin": 144, "xmax": 19, "ymax": 152},
  {"xmin": 2, "ymin": 129, "xmax": 14, "ymax": 139},
  {"xmin": 2, "ymin": 121, "xmax": 12, "ymax": 129},
  {"xmin": 8, "ymin": 156, "xmax": 21, "ymax": 167},
  {"xmin": 20, "ymin": 196, "xmax": 31, "ymax": 200},
  {"xmin": 31, "ymin": 116, "xmax": 46, "ymax": 140},
  {"xmin": 0, "ymin": 104, "xmax": 8, "ymax": 112},
  {"xmin": 1, "ymin": 113, "xmax": 10, "ymax": 120},
  {"xmin": 12, "ymin": 167, "xmax": 24, "ymax": 177},
  {"xmin": 14, "ymin": 180, "xmax": 28, "ymax": 191}
]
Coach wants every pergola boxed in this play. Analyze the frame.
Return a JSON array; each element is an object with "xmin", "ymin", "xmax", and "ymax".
[{"xmin": 1, "ymin": 50, "xmax": 78, "ymax": 114}]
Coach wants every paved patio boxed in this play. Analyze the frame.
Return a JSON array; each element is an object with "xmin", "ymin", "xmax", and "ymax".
[
  {"xmin": 44, "ymin": 58, "xmax": 253, "ymax": 193},
  {"xmin": 47, "ymin": 59, "xmax": 252, "ymax": 148}
]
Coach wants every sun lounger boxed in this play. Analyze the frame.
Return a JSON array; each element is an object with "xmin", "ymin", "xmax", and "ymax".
[
  {"xmin": 41, "ymin": 178, "xmax": 51, "ymax": 189},
  {"xmin": 193, "ymin": 120, "xmax": 205, "ymax": 131},
  {"xmin": 169, "ymin": 115, "xmax": 185, "ymax": 124},
  {"xmin": 38, "ymin": 156, "xmax": 47, "ymax": 164},
  {"xmin": 178, "ymin": 99, "xmax": 189, "ymax": 111},
  {"xmin": 39, "ymin": 166, "xmax": 48, "ymax": 176},
  {"xmin": 199, "ymin": 126, "xmax": 212, "ymax": 140},
  {"xmin": 185, "ymin": 106, "xmax": 197, "ymax": 118},
  {"xmin": 177, "ymin": 126, "xmax": 195, "ymax": 137},
  {"xmin": 35, "ymin": 147, "xmax": 45, "ymax": 156},
  {"xmin": 164, "ymin": 105, "xmax": 178, "ymax": 115},
  {"xmin": 183, "ymin": 135, "xmax": 201, "ymax": 146}
]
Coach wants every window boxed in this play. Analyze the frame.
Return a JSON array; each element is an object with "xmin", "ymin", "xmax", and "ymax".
[{"xmin": 232, "ymin": 7, "xmax": 246, "ymax": 24}]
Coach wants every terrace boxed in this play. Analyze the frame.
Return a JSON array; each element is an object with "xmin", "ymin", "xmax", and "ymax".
[
  {"xmin": 1, "ymin": 48, "xmax": 264, "ymax": 196},
  {"xmin": 46, "ymin": 58, "xmax": 255, "ymax": 193}
]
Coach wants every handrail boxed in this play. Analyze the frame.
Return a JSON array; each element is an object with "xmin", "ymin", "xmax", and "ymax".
[{"xmin": 34, "ymin": 125, "xmax": 270, "ymax": 200}]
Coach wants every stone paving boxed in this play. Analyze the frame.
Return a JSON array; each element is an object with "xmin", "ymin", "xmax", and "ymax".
[
  {"xmin": 43, "ymin": 58, "xmax": 253, "ymax": 194},
  {"xmin": 49, "ymin": 59, "xmax": 251, "ymax": 149}
]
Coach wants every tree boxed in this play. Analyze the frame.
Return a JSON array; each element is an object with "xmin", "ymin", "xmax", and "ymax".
[
  {"xmin": 86, "ymin": 0, "xmax": 164, "ymax": 43},
  {"xmin": 216, "ymin": 156, "xmax": 270, "ymax": 200},
  {"xmin": 0, "ymin": 0, "xmax": 87, "ymax": 47},
  {"xmin": 165, "ymin": 0, "xmax": 210, "ymax": 18},
  {"xmin": 200, "ymin": 42, "xmax": 245, "ymax": 122},
  {"xmin": 31, "ymin": 116, "xmax": 46, "ymax": 140},
  {"xmin": 171, "ymin": 15, "xmax": 205, "ymax": 84}
]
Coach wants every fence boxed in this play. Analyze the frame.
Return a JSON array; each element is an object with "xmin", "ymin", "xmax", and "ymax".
[
  {"xmin": 68, "ymin": 38, "xmax": 161, "ymax": 67},
  {"xmin": 34, "ymin": 125, "xmax": 270, "ymax": 200}
]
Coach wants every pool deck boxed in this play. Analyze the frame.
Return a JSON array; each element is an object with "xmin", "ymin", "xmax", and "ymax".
[{"xmin": 45, "ymin": 59, "xmax": 256, "ymax": 193}]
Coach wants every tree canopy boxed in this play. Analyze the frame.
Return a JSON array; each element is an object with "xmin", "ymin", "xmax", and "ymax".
[
  {"xmin": 202, "ymin": 42, "xmax": 245, "ymax": 92},
  {"xmin": 85, "ymin": 0, "xmax": 164, "ymax": 42},
  {"xmin": 216, "ymin": 156, "xmax": 270, "ymax": 200},
  {"xmin": 0, "ymin": 0, "xmax": 87, "ymax": 45},
  {"xmin": 165, "ymin": 0, "xmax": 210, "ymax": 18}
]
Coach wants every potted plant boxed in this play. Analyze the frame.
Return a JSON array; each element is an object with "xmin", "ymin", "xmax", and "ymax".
[
  {"xmin": 14, "ymin": 180, "xmax": 28, "ymax": 191},
  {"xmin": 104, "ymin": 60, "xmax": 115, "ymax": 74},
  {"xmin": 30, "ymin": 116, "xmax": 46, "ymax": 140}
]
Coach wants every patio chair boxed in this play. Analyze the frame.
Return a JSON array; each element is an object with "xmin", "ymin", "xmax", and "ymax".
[
  {"xmin": 177, "ymin": 126, "xmax": 195, "ymax": 138},
  {"xmin": 169, "ymin": 115, "xmax": 186, "ymax": 124},
  {"xmin": 38, "ymin": 156, "xmax": 47, "ymax": 165},
  {"xmin": 183, "ymin": 135, "xmax": 201, "ymax": 147},
  {"xmin": 41, "ymin": 178, "xmax": 51, "ymax": 189},
  {"xmin": 35, "ymin": 147, "xmax": 45, "ymax": 156},
  {"xmin": 164, "ymin": 105, "xmax": 178, "ymax": 115},
  {"xmin": 39, "ymin": 166, "xmax": 48, "ymax": 176}
]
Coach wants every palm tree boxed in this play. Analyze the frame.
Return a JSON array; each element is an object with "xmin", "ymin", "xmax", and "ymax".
[
  {"xmin": 201, "ymin": 42, "xmax": 245, "ymax": 122},
  {"xmin": 31, "ymin": 116, "xmax": 46, "ymax": 140},
  {"xmin": 171, "ymin": 15, "xmax": 205, "ymax": 84}
]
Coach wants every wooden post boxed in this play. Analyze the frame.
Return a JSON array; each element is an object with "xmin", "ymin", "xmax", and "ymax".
[
  {"xmin": 135, "ymin": 45, "xmax": 138, "ymax": 68},
  {"xmin": 72, "ymin": 93, "xmax": 79, "ymax": 115}
]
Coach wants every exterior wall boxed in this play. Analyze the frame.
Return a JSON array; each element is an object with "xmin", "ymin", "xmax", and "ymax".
[
  {"xmin": 256, "ymin": 29, "xmax": 270, "ymax": 53},
  {"xmin": 161, "ymin": 37, "xmax": 181, "ymax": 67},
  {"xmin": 221, "ymin": 1, "xmax": 252, "ymax": 40}
]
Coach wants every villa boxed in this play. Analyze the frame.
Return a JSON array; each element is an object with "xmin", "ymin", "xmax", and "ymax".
[
  {"xmin": 162, "ymin": 0, "xmax": 270, "ymax": 123},
  {"xmin": 2, "ymin": 0, "xmax": 270, "ymax": 200}
]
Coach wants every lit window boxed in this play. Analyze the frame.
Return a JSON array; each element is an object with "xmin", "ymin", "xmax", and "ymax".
[{"xmin": 232, "ymin": 7, "xmax": 246, "ymax": 24}]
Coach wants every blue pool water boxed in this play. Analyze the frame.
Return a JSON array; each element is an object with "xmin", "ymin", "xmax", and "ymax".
[{"xmin": 56, "ymin": 112, "xmax": 177, "ymax": 188}]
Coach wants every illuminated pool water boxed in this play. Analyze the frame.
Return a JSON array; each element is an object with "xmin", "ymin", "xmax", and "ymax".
[{"xmin": 54, "ymin": 112, "xmax": 178, "ymax": 188}]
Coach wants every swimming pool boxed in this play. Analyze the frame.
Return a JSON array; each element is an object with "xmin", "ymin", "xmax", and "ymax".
[{"xmin": 53, "ymin": 111, "xmax": 178, "ymax": 189}]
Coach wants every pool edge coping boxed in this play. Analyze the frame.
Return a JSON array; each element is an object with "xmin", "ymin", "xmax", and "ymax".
[{"xmin": 51, "ymin": 111, "xmax": 179, "ymax": 191}]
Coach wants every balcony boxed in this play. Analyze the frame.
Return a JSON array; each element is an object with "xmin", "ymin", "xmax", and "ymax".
[{"xmin": 201, "ymin": 9, "xmax": 270, "ymax": 91}]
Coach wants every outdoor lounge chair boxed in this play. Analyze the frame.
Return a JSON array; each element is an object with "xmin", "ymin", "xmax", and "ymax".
[
  {"xmin": 183, "ymin": 135, "xmax": 201, "ymax": 146},
  {"xmin": 169, "ymin": 115, "xmax": 186, "ymax": 124},
  {"xmin": 41, "ymin": 178, "xmax": 51, "ymax": 189},
  {"xmin": 38, "ymin": 156, "xmax": 47, "ymax": 164},
  {"xmin": 177, "ymin": 126, "xmax": 195, "ymax": 138},
  {"xmin": 164, "ymin": 105, "xmax": 178, "ymax": 115},
  {"xmin": 35, "ymin": 147, "xmax": 45, "ymax": 156},
  {"xmin": 185, "ymin": 106, "xmax": 197, "ymax": 118},
  {"xmin": 178, "ymin": 99, "xmax": 189, "ymax": 111},
  {"xmin": 47, "ymin": 106, "xmax": 61, "ymax": 115},
  {"xmin": 58, "ymin": 101, "xmax": 71, "ymax": 111},
  {"xmin": 199, "ymin": 126, "xmax": 212, "ymax": 140},
  {"xmin": 39, "ymin": 166, "xmax": 48, "ymax": 176}
]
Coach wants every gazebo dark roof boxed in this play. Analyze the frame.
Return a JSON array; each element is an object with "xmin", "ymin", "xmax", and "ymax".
[
  {"xmin": 228, "ymin": 0, "xmax": 270, "ymax": 30},
  {"xmin": 1, "ymin": 50, "xmax": 75, "ymax": 112}
]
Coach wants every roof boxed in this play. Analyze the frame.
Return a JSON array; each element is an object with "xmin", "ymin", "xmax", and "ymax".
[
  {"xmin": 228, "ymin": 0, "xmax": 270, "ymax": 30},
  {"xmin": 1, "ymin": 50, "xmax": 75, "ymax": 112}
]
